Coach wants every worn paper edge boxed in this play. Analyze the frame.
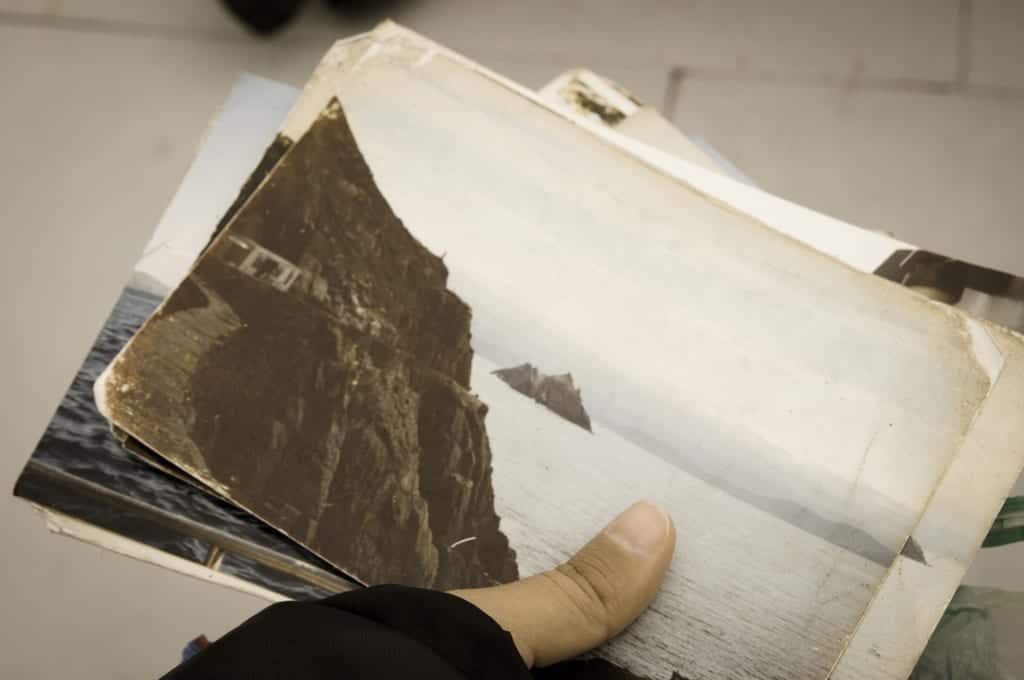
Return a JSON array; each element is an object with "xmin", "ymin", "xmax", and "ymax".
[
  {"xmin": 532, "ymin": 69, "xmax": 1021, "ymax": 679},
  {"xmin": 829, "ymin": 325, "xmax": 1024, "ymax": 679},
  {"xmin": 34, "ymin": 505, "xmax": 287, "ymax": 603}
]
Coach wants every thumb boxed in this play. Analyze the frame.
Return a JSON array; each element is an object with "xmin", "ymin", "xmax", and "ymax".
[{"xmin": 451, "ymin": 501, "xmax": 676, "ymax": 668}]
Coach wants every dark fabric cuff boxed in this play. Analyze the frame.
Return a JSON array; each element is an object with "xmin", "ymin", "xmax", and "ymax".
[
  {"xmin": 164, "ymin": 584, "xmax": 651, "ymax": 679},
  {"xmin": 322, "ymin": 584, "xmax": 531, "ymax": 680}
]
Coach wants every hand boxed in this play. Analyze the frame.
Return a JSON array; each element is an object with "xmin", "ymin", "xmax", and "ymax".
[{"xmin": 451, "ymin": 501, "xmax": 676, "ymax": 668}]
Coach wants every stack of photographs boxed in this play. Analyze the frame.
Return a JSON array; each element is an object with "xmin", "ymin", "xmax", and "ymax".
[{"xmin": 14, "ymin": 23, "xmax": 1024, "ymax": 680}]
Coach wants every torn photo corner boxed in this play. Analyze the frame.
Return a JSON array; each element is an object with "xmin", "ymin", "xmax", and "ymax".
[{"xmin": 90, "ymin": 23, "xmax": 1024, "ymax": 680}]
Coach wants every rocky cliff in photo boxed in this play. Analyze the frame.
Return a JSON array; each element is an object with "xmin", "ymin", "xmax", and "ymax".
[{"xmin": 100, "ymin": 98, "xmax": 518, "ymax": 590}]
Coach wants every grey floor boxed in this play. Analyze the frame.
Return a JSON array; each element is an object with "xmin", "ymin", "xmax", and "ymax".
[{"xmin": 1, "ymin": 1, "xmax": 1022, "ymax": 677}]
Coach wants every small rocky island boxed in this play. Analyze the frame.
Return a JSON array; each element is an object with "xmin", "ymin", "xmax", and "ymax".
[{"xmin": 492, "ymin": 363, "xmax": 593, "ymax": 432}]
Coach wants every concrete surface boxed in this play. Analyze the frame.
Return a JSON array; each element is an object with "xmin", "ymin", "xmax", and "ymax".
[{"xmin": 1, "ymin": 1, "xmax": 1021, "ymax": 677}]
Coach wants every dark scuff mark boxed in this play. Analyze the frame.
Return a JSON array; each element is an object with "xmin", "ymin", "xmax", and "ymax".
[{"xmin": 567, "ymin": 79, "xmax": 627, "ymax": 125}]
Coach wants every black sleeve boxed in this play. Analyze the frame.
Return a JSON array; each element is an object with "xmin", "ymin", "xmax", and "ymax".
[{"xmin": 163, "ymin": 585, "xmax": 531, "ymax": 680}]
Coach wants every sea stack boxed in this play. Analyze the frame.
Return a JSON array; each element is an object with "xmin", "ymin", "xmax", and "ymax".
[{"xmin": 492, "ymin": 363, "xmax": 593, "ymax": 432}]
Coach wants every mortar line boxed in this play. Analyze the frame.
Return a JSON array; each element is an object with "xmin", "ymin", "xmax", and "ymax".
[{"xmin": 955, "ymin": 0, "xmax": 974, "ymax": 87}]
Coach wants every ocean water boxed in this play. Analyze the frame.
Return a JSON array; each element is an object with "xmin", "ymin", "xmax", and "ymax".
[
  {"xmin": 476, "ymin": 356, "xmax": 887, "ymax": 680},
  {"xmin": 15, "ymin": 286, "xmax": 341, "ymax": 601}
]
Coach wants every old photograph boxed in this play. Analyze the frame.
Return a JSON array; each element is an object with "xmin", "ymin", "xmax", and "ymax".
[{"xmin": 100, "ymin": 98, "xmax": 519, "ymax": 591}]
